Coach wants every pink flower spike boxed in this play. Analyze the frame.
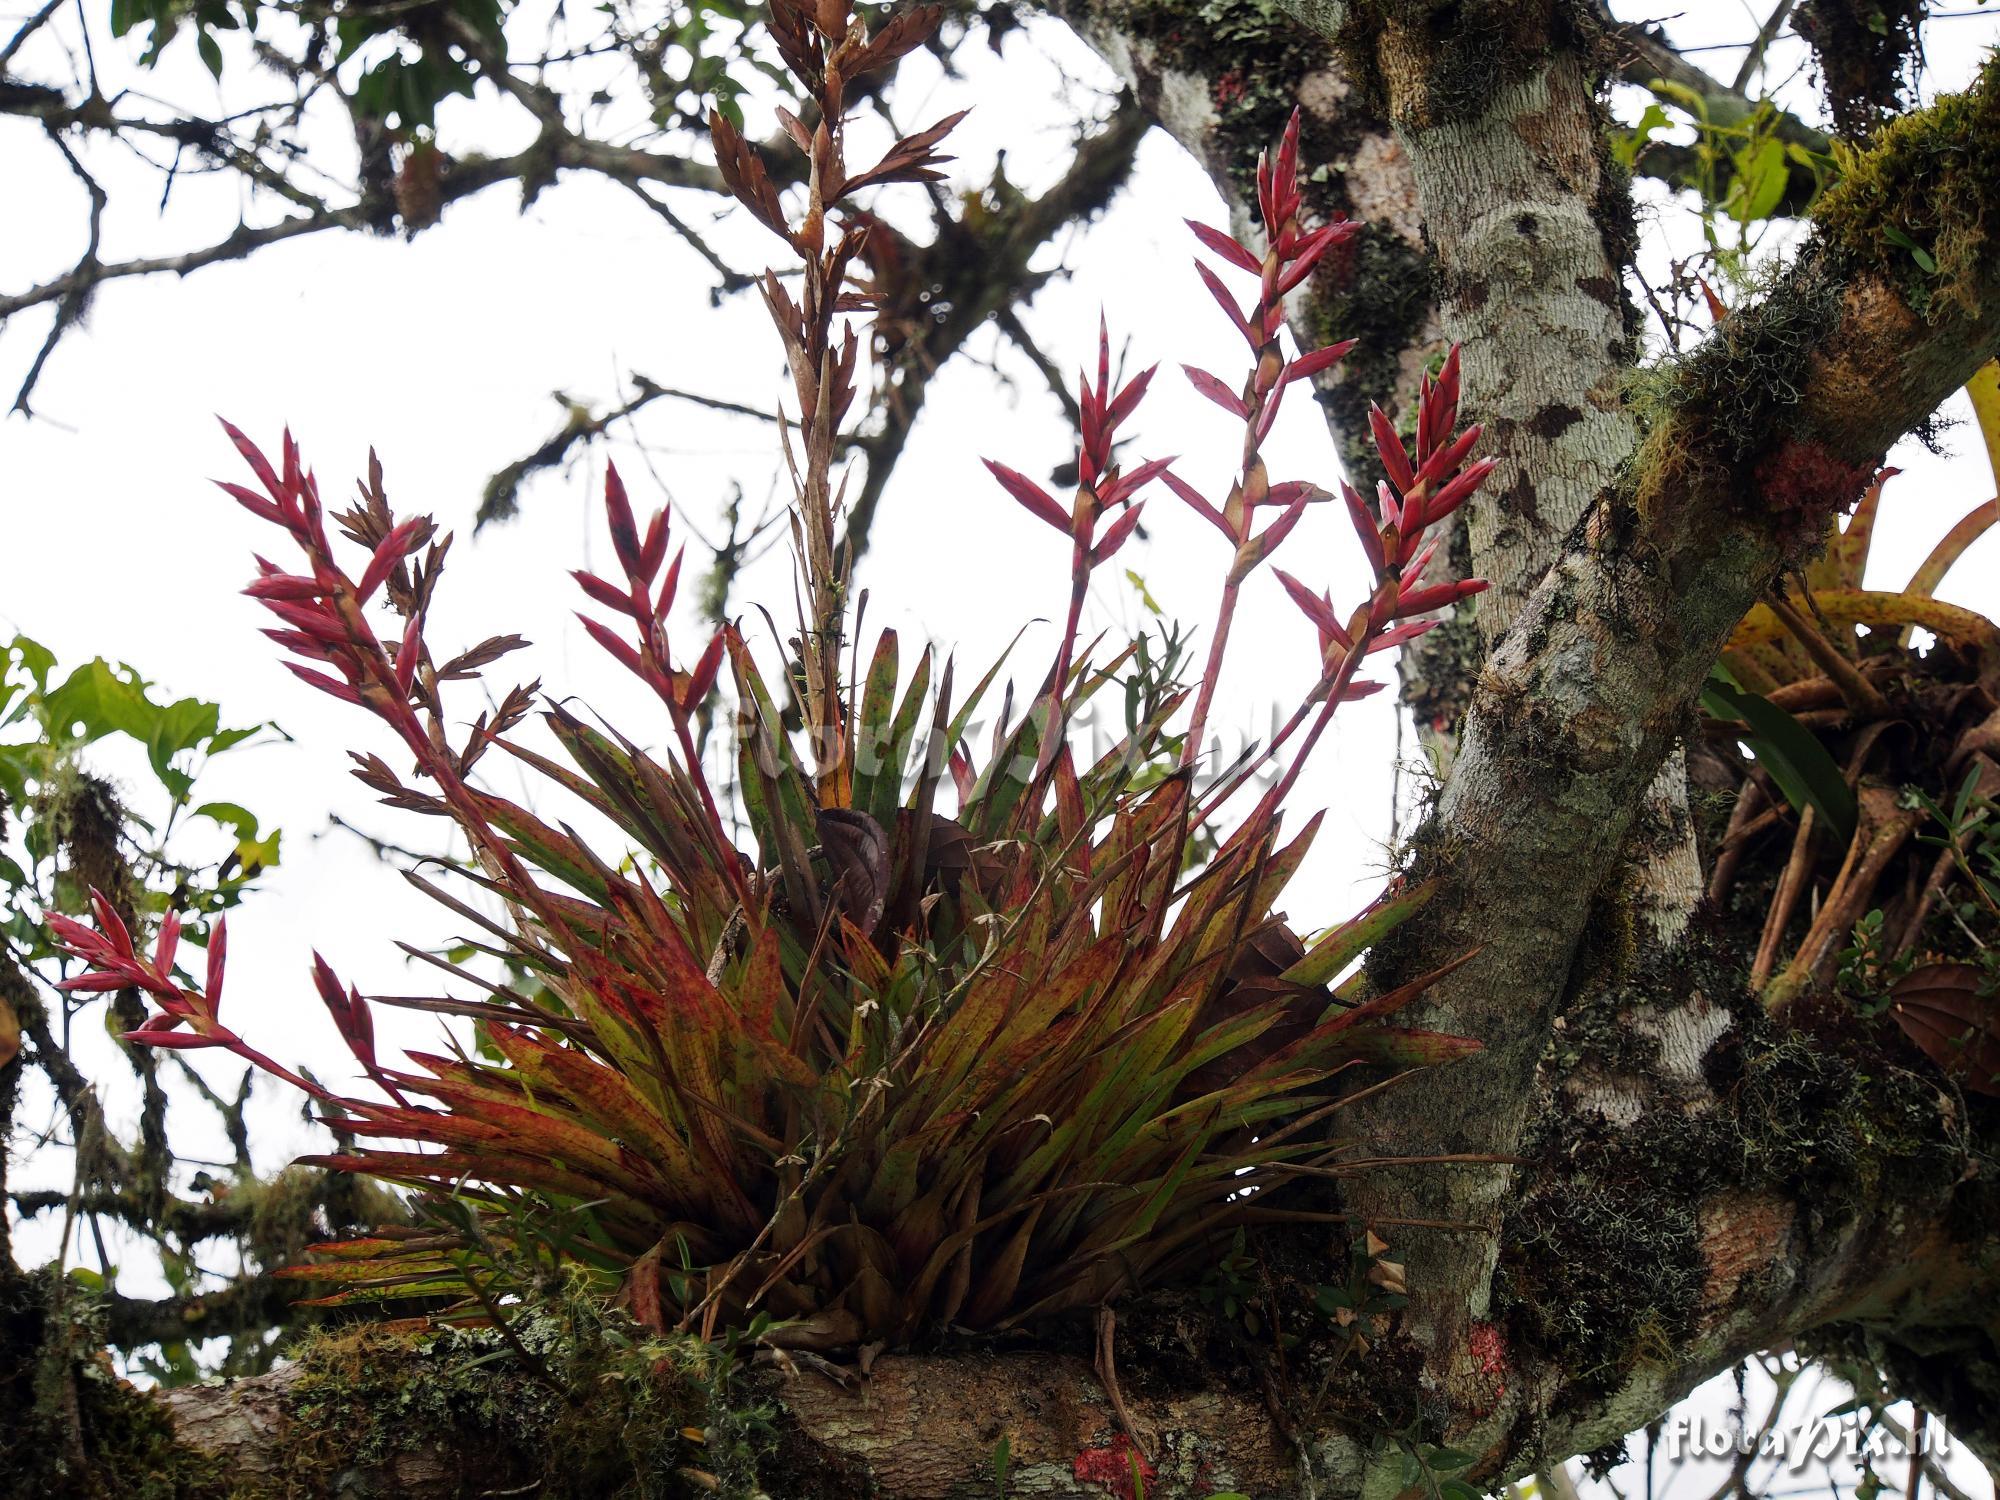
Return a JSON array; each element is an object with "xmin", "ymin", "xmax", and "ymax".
[
  {"xmin": 1096, "ymin": 313, "xmax": 1111, "ymax": 407},
  {"xmin": 983, "ymin": 460, "xmax": 1072, "ymax": 534},
  {"xmin": 206, "ymin": 917, "xmax": 227, "ymax": 1011},
  {"xmin": 1184, "ymin": 365, "xmax": 1250, "ymax": 420},
  {"xmin": 1284, "ymin": 339, "xmax": 1358, "ymax": 385},
  {"xmin": 1185, "ymin": 219, "xmax": 1262, "ymax": 275}
]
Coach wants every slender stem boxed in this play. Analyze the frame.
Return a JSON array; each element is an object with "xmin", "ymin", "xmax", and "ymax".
[{"xmin": 1181, "ymin": 576, "xmax": 1242, "ymax": 772}]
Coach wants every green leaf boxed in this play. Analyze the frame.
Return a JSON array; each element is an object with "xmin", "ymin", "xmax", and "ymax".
[
  {"xmin": 197, "ymin": 27, "xmax": 223, "ymax": 78},
  {"xmin": 1703, "ymin": 677, "xmax": 1858, "ymax": 842},
  {"xmin": 1731, "ymin": 137, "xmax": 1788, "ymax": 223},
  {"xmin": 1881, "ymin": 224, "xmax": 1938, "ymax": 275},
  {"xmin": 1284, "ymin": 879, "xmax": 1437, "ymax": 986}
]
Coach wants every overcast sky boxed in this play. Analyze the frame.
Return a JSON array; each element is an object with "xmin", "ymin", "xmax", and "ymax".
[{"xmin": 4, "ymin": 0, "xmax": 1998, "ymax": 1483}]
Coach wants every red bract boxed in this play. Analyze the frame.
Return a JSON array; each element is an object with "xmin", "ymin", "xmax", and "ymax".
[{"xmin": 982, "ymin": 317, "xmax": 1170, "ymax": 708}]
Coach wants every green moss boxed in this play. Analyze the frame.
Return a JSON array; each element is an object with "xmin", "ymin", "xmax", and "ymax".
[
  {"xmin": 1811, "ymin": 56, "xmax": 2000, "ymax": 319},
  {"xmin": 0, "ymin": 1269, "xmax": 236, "ymax": 1500},
  {"xmin": 275, "ymin": 1291, "xmax": 776, "ymax": 1499}
]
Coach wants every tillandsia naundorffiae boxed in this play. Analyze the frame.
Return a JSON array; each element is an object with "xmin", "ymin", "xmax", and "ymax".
[{"xmin": 48, "ymin": 0, "xmax": 1501, "ymax": 1351}]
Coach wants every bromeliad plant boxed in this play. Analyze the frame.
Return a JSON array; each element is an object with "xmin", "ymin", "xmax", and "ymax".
[{"xmin": 51, "ymin": 0, "xmax": 1498, "ymax": 1350}]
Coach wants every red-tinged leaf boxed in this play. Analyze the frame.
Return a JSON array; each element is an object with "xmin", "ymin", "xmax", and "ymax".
[
  {"xmin": 219, "ymin": 418, "xmax": 283, "ymax": 501},
  {"xmin": 1185, "ymin": 219, "xmax": 1262, "ymax": 275},
  {"xmin": 1091, "ymin": 503, "xmax": 1146, "ymax": 567},
  {"xmin": 89, "ymin": 888, "xmax": 135, "ymax": 959},
  {"xmin": 357, "ymin": 517, "xmax": 425, "ymax": 603},
  {"xmin": 206, "ymin": 916, "xmax": 227, "ymax": 1011},
  {"xmin": 983, "ymin": 460, "xmax": 1071, "ymax": 534},
  {"xmin": 604, "ymin": 463, "xmax": 642, "ymax": 576},
  {"xmin": 1284, "ymin": 339, "xmax": 1358, "ymax": 385},
  {"xmin": 1183, "ymin": 365, "xmax": 1250, "ymax": 420},
  {"xmin": 1340, "ymin": 678, "xmax": 1386, "ymax": 701},
  {"xmin": 1161, "ymin": 470, "xmax": 1234, "ymax": 541},
  {"xmin": 1367, "ymin": 405, "xmax": 1416, "ymax": 494},
  {"xmin": 1195, "ymin": 261, "xmax": 1257, "ymax": 348},
  {"xmin": 1396, "ymin": 578, "xmax": 1489, "ymax": 618},
  {"xmin": 578, "ymin": 613, "xmax": 646, "ymax": 675},
  {"xmin": 1890, "ymin": 964, "xmax": 2000, "ymax": 1096},
  {"xmin": 572, "ymin": 570, "xmax": 639, "ymax": 619}
]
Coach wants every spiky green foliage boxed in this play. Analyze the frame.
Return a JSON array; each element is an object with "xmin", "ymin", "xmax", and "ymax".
[{"xmin": 51, "ymin": 0, "xmax": 1498, "ymax": 1351}]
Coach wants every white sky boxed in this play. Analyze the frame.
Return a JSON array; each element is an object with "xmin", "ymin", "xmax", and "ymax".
[{"xmin": 2, "ymin": 0, "xmax": 1997, "ymax": 1487}]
